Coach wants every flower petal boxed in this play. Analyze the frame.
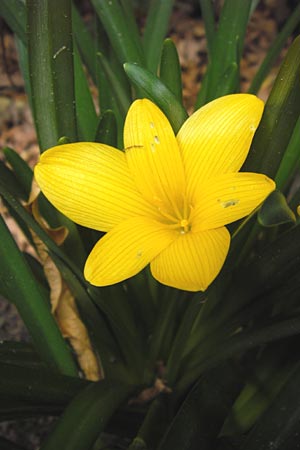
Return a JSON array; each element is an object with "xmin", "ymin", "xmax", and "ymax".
[
  {"xmin": 84, "ymin": 216, "xmax": 177, "ymax": 286},
  {"xmin": 192, "ymin": 173, "xmax": 276, "ymax": 231},
  {"xmin": 177, "ymin": 94, "xmax": 264, "ymax": 201},
  {"xmin": 34, "ymin": 143, "xmax": 156, "ymax": 232},
  {"xmin": 150, "ymin": 227, "xmax": 230, "ymax": 291},
  {"xmin": 124, "ymin": 99, "xmax": 186, "ymax": 215}
]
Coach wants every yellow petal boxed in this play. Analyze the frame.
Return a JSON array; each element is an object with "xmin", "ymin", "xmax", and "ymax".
[
  {"xmin": 124, "ymin": 99, "xmax": 186, "ymax": 215},
  {"xmin": 84, "ymin": 216, "xmax": 177, "ymax": 286},
  {"xmin": 150, "ymin": 227, "xmax": 230, "ymax": 291},
  {"xmin": 192, "ymin": 173, "xmax": 276, "ymax": 231},
  {"xmin": 177, "ymin": 94, "xmax": 264, "ymax": 201},
  {"xmin": 34, "ymin": 143, "xmax": 156, "ymax": 232}
]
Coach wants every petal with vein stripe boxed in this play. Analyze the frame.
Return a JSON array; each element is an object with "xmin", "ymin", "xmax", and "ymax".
[
  {"xmin": 84, "ymin": 216, "xmax": 177, "ymax": 286},
  {"xmin": 124, "ymin": 99, "xmax": 186, "ymax": 215},
  {"xmin": 177, "ymin": 94, "xmax": 264, "ymax": 202},
  {"xmin": 192, "ymin": 172, "xmax": 276, "ymax": 231},
  {"xmin": 34, "ymin": 143, "xmax": 156, "ymax": 232},
  {"xmin": 150, "ymin": 227, "xmax": 230, "ymax": 291}
]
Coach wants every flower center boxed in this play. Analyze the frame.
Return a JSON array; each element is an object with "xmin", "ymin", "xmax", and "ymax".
[
  {"xmin": 157, "ymin": 195, "xmax": 192, "ymax": 234},
  {"xmin": 179, "ymin": 218, "xmax": 190, "ymax": 234}
]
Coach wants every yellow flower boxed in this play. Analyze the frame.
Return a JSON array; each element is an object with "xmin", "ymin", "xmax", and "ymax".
[{"xmin": 34, "ymin": 94, "xmax": 275, "ymax": 291}]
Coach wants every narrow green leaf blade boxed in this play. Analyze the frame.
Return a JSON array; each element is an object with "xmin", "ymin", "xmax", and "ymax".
[
  {"xmin": 249, "ymin": 3, "xmax": 300, "ymax": 94},
  {"xmin": 243, "ymin": 36, "xmax": 300, "ymax": 177},
  {"xmin": 95, "ymin": 110, "xmax": 118, "ymax": 147},
  {"xmin": 196, "ymin": 0, "xmax": 251, "ymax": 106},
  {"xmin": 0, "ymin": 0, "xmax": 26, "ymax": 43},
  {"xmin": 72, "ymin": 4, "xmax": 98, "ymax": 85},
  {"xmin": 3, "ymin": 147, "xmax": 33, "ymax": 199},
  {"xmin": 73, "ymin": 45, "xmax": 98, "ymax": 141},
  {"xmin": 241, "ymin": 363, "xmax": 300, "ymax": 450},
  {"xmin": 0, "ymin": 361, "xmax": 87, "ymax": 405},
  {"xmin": 97, "ymin": 52, "xmax": 131, "ymax": 118},
  {"xmin": 27, "ymin": 0, "xmax": 77, "ymax": 150},
  {"xmin": 143, "ymin": 0, "xmax": 175, "ymax": 73},
  {"xmin": 124, "ymin": 62, "xmax": 188, "ymax": 133},
  {"xmin": 199, "ymin": 0, "xmax": 216, "ymax": 58},
  {"xmin": 91, "ymin": 0, "xmax": 144, "ymax": 65},
  {"xmin": 275, "ymin": 115, "xmax": 300, "ymax": 190},
  {"xmin": 159, "ymin": 38, "xmax": 183, "ymax": 104},
  {"xmin": 158, "ymin": 364, "xmax": 241, "ymax": 450},
  {"xmin": 40, "ymin": 381, "xmax": 134, "ymax": 450},
  {"xmin": 258, "ymin": 190, "xmax": 296, "ymax": 227},
  {"xmin": 0, "ymin": 159, "xmax": 27, "ymax": 200},
  {"xmin": 0, "ymin": 215, "xmax": 78, "ymax": 376}
]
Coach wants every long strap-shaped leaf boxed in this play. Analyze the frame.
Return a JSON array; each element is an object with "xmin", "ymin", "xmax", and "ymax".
[
  {"xmin": 249, "ymin": 3, "xmax": 300, "ymax": 94},
  {"xmin": 40, "ymin": 380, "xmax": 134, "ymax": 450},
  {"xmin": 196, "ymin": 0, "xmax": 251, "ymax": 107},
  {"xmin": 158, "ymin": 364, "xmax": 241, "ymax": 450},
  {"xmin": 0, "ymin": 361, "xmax": 87, "ymax": 407},
  {"xmin": 159, "ymin": 38, "xmax": 183, "ymax": 104},
  {"xmin": 0, "ymin": 0, "xmax": 26, "ymax": 44},
  {"xmin": 243, "ymin": 35, "xmax": 300, "ymax": 178},
  {"xmin": 124, "ymin": 62, "xmax": 188, "ymax": 134},
  {"xmin": 91, "ymin": 0, "xmax": 144, "ymax": 65},
  {"xmin": 178, "ymin": 314, "xmax": 300, "ymax": 392},
  {"xmin": 142, "ymin": 0, "xmax": 175, "ymax": 73},
  {"xmin": 0, "ymin": 215, "xmax": 78, "ymax": 376},
  {"xmin": 27, "ymin": 0, "xmax": 77, "ymax": 150},
  {"xmin": 241, "ymin": 362, "xmax": 300, "ymax": 450}
]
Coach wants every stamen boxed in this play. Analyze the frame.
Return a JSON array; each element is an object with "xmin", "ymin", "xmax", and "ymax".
[
  {"xmin": 179, "ymin": 219, "xmax": 190, "ymax": 234},
  {"xmin": 158, "ymin": 207, "xmax": 179, "ymax": 224}
]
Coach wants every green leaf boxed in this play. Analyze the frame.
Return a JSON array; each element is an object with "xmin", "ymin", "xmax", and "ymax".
[
  {"xmin": 72, "ymin": 4, "xmax": 98, "ymax": 85},
  {"xmin": 95, "ymin": 18, "xmax": 113, "ymax": 111},
  {"xmin": 199, "ymin": 0, "xmax": 216, "ymax": 58},
  {"xmin": 124, "ymin": 62, "xmax": 188, "ymax": 133},
  {"xmin": 196, "ymin": 0, "xmax": 251, "ymax": 107},
  {"xmin": 249, "ymin": 3, "xmax": 300, "ymax": 94},
  {"xmin": 128, "ymin": 396, "xmax": 171, "ymax": 450},
  {"xmin": 275, "ymin": 115, "xmax": 300, "ymax": 190},
  {"xmin": 223, "ymin": 353, "xmax": 293, "ymax": 435},
  {"xmin": 91, "ymin": 0, "xmax": 144, "ymax": 65},
  {"xmin": 88, "ymin": 285, "xmax": 145, "ymax": 381},
  {"xmin": 0, "ymin": 180, "xmax": 137, "ymax": 383},
  {"xmin": 147, "ymin": 288, "xmax": 183, "ymax": 370},
  {"xmin": 73, "ymin": 45, "xmax": 98, "ymax": 141},
  {"xmin": 27, "ymin": 0, "xmax": 77, "ymax": 150},
  {"xmin": 166, "ymin": 294, "xmax": 203, "ymax": 386},
  {"xmin": 158, "ymin": 364, "xmax": 241, "ymax": 450},
  {"xmin": 0, "ymin": 361, "xmax": 87, "ymax": 406},
  {"xmin": 0, "ymin": 215, "xmax": 78, "ymax": 376},
  {"xmin": 240, "ymin": 362, "xmax": 300, "ymax": 450},
  {"xmin": 95, "ymin": 110, "xmax": 118, "ymax": 147},
  {"xmin": 178, "ymin": 314, "xmax": 300, "ymax": 393},
  {"xmin": 143, "ymin": 0, "xmax": 175, "ymax": 73},
  {"xmin": 0, "ymin": 341, "xmax": 43, "ymax": 368},
  {"xmin": 3, "ymin": 147, "xmax": 33, "ymax": 199},
  {"xmin": 15, "ymin": 35, "xmax": 33, "ymax": 110},
  {"xmin": 0, "ymin": 159, "xmax": 27, "ymax": 200},
  {"xmin": 159, "ymin": 38, "xmax": 183, "ymax": 104},
  {"xmin": 97, "ymin": 52, "xmax": 131, "ymax": 118},
  {"xmin": 258, "ymin": 190, "xmax": 296, "ymax": 227},
  {"xmin": 0, "ymin": 0, "xmax": 26, "ymax": 44},
  {"xmin": 40, "ymin": 381, "xmax": 134, "ymax": 450},
  {"xmin": 243, "ymin": 35, "xmax": 300, "ymax": 177}
]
